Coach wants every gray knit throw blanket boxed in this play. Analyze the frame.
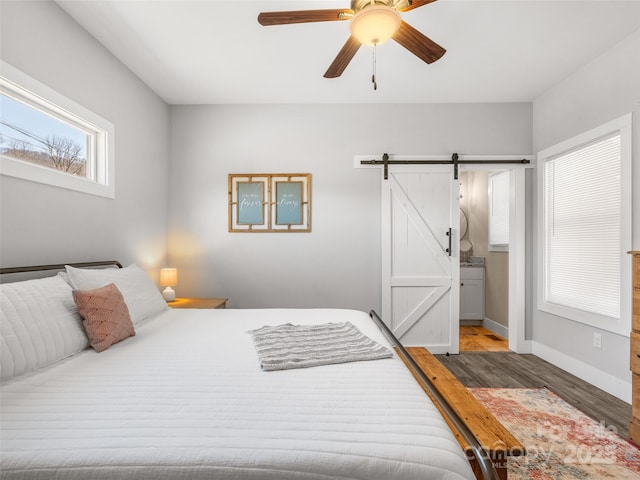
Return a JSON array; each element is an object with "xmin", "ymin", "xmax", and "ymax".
[{"xmin": 248, "ymin": 321, "xmax": 393, "ymax": 371}]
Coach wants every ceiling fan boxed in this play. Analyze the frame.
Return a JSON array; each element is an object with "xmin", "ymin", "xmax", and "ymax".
[{"xmin": 258, "ymin": 0, "xmax": 446, "ymax": 79}]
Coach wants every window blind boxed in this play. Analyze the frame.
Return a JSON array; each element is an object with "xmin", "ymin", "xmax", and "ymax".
[
  {"xmin": 544, "ymin": 134, "xmax": 621, "ymax": 319},
  {"xmin": 489, "ymin": 171, "xmax": 509, "ymax": 247}
]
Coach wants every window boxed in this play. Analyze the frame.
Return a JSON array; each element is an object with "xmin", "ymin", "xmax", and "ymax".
[
  {"xmin": 537, "ymin": 114, "xmax": 632, "ymax": 334},
  {"xmin": 488, "ymin": 170, "xmax": 509, "ymax": 251},
  {"xmin": 0, "ymin": 61, "xmax": 114, "ymax": 198}
]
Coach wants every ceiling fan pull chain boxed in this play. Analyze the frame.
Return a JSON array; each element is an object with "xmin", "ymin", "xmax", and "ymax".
[{"xmin": 372, "ymin": 44, "xmax": 378, "ymax": 90}]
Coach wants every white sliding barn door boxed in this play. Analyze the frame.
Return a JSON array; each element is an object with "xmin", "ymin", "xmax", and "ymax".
[{"xmin": 382, "ymin": 165, "xmax": 460, "ymax": 354}]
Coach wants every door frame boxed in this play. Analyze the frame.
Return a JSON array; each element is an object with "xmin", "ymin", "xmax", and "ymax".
[{"xmin": 355, "ymin": 154, "xmax": 534, "ymax": 354}]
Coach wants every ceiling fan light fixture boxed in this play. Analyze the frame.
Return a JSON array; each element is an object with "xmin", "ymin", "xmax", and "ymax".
[{"xmin": 350, "ymin": 5, "xmax": 401, "ymax": 46}]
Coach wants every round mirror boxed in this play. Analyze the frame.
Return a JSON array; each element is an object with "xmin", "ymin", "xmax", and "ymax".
[{"xmin": 460, "ymin": 208, "xmax": 469, "ymax": 239}]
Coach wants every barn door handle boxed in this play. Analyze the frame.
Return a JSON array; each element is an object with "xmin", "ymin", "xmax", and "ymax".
[{"xmin": 445, "ymin": 228, "xmax": 452, "ymax": 256}]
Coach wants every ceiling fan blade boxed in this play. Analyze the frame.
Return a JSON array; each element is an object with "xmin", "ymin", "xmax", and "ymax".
[
  {"xmin": 399, "ymin": 0, "xmax": 438, "ymax": 13},
  {"xmin": 392, "ymin": 21, "xmax": 446, "ymax": 64},
  {"xmin": 258, "ymin": 9, "xmax": 353, "ymax": 26},
  {"xmin": 324, "ymin": 36, "xmax": 362, "ymax": 78}
]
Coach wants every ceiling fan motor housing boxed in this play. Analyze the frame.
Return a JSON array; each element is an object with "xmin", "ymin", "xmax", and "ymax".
[{"xmin": 350, "ymin": 4, "xmax": 402, "ymax": 46}]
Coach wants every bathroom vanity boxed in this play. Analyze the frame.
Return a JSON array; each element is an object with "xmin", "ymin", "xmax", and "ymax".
[{"xmin": 460, "ymin": 262, "xmax": 485, "ymax": 321}]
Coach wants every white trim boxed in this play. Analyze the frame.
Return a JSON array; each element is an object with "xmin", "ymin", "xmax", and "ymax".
[
  {"xmin": 0, "ymin": 61, "xmax": 115, "ymax": 198},
  {"xmin": 532, "ymin": 341, "xmax": 631, "ymax": 403},
  {"xmin": 509, "ymin": 167, "xmax": 531, "ymax": 353},
  {"xmin": 460, "ymin": 319, "xmax": 482, "ymax": 326},
  {"xmin": 483, "ymin": 316, "xmax": 509, "ymax": 340},
  {"xmin": 536, "ymin": 113, "xmax": 632, "ymax": 336}
]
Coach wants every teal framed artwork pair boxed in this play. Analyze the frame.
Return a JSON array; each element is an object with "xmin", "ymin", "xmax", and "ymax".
[{"xmin": 228, "ymin": 174, "xmax": 311, "ymax": 232}]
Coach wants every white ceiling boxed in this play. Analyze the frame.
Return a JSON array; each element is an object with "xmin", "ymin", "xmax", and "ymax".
[{"xmin": 55, "ymin": 0, "xmax": 640, "ymax": 105}]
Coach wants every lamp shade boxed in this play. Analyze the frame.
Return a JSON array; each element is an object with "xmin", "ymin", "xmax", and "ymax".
[
  {"xmin": 350, "ymin": 5, "xmax": 401, "ymax": 46},
  {"xmin": 160, "ymin": 268, "xmax": 178, "ymax": 287}
]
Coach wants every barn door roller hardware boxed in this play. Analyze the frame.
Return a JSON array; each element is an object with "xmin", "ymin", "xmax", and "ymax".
[{"xmin": 361, "ymin": 153, "xmax": 530, "ymax": 180}]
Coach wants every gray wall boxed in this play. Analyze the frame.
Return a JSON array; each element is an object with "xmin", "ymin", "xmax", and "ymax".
[
  {"xmin": 0, "ymin": 1, "xmax": 170, "ymax": 278},
  {"xmin": 168, "ymin": 103, "xmax": 532, "ymax": 310},
  {"xmin": 531, "ymin": 29, "xmax": 640, "ymax": 383}
]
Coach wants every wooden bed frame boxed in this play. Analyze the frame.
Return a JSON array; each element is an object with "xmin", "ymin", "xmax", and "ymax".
[
  {"xmin": 369, "ymin": 311, "xmax": 523, "ymax": 480},
  {"xmin": 403, "ymin": 348, "xmax": 524, "ymax": 480},
  {"xmin": 0, "ymin": 261, "xmax": 522, "ymax": 480}
]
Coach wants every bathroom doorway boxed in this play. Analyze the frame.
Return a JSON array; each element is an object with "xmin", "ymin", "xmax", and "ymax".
[{"xmin": 458, "ymin": 166, "xmax": 529, "ymax": 353}]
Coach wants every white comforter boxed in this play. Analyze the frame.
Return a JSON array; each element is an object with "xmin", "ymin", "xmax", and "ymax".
[{"xmin": 1, "ymin": 308, "xmax": 474, "ymax": 480}]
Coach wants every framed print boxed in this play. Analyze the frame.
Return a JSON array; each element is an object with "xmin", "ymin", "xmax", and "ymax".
[
  {"xmin": 237, "ymin": 182, "xmax": 264, "ymax": 225},
  {"xmin": 275, "ymin": 181, "xmax": 302, "ymax": 225},
  {"xmin": 228, "ymin": 175, "xmax": 269, "ymax": 232},
  {"xmin": 270, "ymin": 174, "xmax": 311, "ymax": 232},
  {"xmin": 229, "ymin": 173, "xmax": 311, "ymax": 232}
]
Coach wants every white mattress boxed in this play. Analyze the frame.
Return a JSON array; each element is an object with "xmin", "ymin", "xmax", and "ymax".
[{"xmin": 1, "ymin": 308, "xmax": 474, "ymax": 480}]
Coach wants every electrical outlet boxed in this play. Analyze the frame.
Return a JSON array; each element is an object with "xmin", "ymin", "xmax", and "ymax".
[{"xmin": 593, "ymin": 332, "xmax": 602, "ymax": 349}]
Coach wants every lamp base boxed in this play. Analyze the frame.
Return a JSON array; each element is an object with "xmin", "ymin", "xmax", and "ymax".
[{"xmin": 162, "ymin": 286, "xmax": 176, "ymax": 302}]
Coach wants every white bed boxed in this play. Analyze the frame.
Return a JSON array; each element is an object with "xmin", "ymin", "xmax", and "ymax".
[{"xmin": 0, "ymin": 266, "xmax": 475, "ymax": 480}]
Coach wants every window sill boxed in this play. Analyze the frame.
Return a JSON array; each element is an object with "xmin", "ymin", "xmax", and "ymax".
[{"xmin": 1, "ymin": 156, "xmax": 114, "ymax": 198}]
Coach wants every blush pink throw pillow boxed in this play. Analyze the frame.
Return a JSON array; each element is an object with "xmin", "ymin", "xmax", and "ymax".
[{"xmin": 72, "ymin": 283, "xmax": 135, "ymax": 352}]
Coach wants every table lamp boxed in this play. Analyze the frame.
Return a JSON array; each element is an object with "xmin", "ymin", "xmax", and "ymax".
[{"xmin": 160, "ymin": 268, "xmax": 178, "ymax": 301}]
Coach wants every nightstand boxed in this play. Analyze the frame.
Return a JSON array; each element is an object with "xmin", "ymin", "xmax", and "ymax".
[{"xmin": 168, "ymin": 297, "xmax": 228, "ymax": 309}]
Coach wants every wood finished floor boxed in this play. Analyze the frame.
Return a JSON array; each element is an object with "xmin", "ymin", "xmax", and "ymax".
[
  {"xmin": 459, "ymin": 325, "xmax": 508, "ymax": 352},
  {"xmin": 435, "ymin": 351, "xmax": 632, "ymax": 439}
]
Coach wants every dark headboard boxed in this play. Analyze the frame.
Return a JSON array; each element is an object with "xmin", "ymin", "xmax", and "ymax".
[{"xmin": 0, "ymin": 261, "xmax": 122, "ymax": 281}]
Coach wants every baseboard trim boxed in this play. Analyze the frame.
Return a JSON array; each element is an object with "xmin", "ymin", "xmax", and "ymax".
[
  {"xmin": 532, "ymin": 341, "xmax": 632, "ymax": 403},
  {"xmin": 483, "ymin": 317, "xmax": 509, "ymax": 339},
  {"xmin": 460, "ymin": 319, "xmax": 482, "ymax": 326}
]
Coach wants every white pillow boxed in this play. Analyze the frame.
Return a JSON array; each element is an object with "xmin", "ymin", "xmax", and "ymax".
[
  {"xmin": 1, "ymin": 275, "xmax": 88, "ymax": 382},
  {"xmin": 65, "ymin": 264, "xmax": 168, "ymax": 325}
]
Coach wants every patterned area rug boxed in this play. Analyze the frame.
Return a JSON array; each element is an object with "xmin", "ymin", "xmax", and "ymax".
[{"xmin": 470, "ymin": 388, "xmax": 640, "ymax": 479}]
